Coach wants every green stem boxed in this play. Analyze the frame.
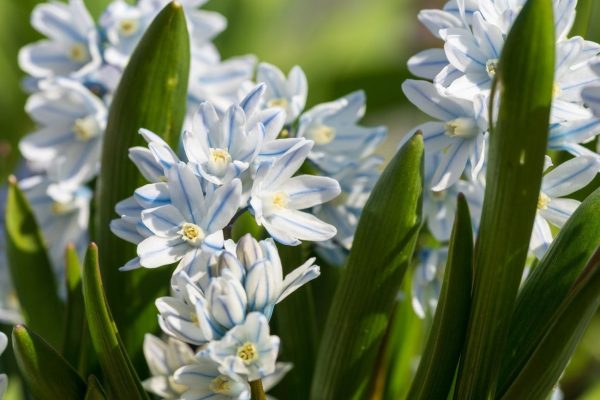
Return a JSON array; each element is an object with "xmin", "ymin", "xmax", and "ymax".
[{"xmin": 250, "ymin": 379, "xmax": 267, "ymax": 400}]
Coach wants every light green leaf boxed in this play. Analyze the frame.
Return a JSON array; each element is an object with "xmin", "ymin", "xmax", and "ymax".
[
  {"xmin": 407, "ymin": 194, "xmax": 473, "ymax": 400},
  {"xmin": 310, "ymin": 133, "xmax": 424, "ymax": 400},
  {"xmin": 94, "ymin": 1, "xmax": 190, "ymax": 369},
  {"xmin": 5, "ymin": 176, "xmax": 64, "ymax": 348},
  {"xmin": 82, "ymin": 243, "xmax": 149, "ymax": 400},
  {"xmin": 455, "ymin": 0, "xmax": 555, "ymax": 398},
  {"xmin": 570, "ymin": 0, "xmax": 593, "ymax": 37},
  {"xmin": 499, "ymin": 187, "xmax": 600, "ymax": 391},
  {"xmin": 12, "ymin": 324, "xmax": 86, "ymax": 400},
  {"xmin": 500, "ymin": 248, "xmax": 600, "ymax": 399}
]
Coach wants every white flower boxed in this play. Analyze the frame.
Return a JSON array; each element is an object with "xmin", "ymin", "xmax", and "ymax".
[
  {"xmin": 256, "ymin": 63, "xmax": 308, "ymax": 124},
  {"xmin": 20, "ymin": 176, "xmax": 91, "ymax": 281},
  {"xmin": 402, "ymin": 79, "xmax": 487, "ymax": 191},
  {"xmin": 249, "ymin": 140, "xmax": 340, "ymax": 245},
  {"xmin": 19, "ymin": 79, "xmax": 107, "ymax": 187},
  {"xmin": 581, "ymin": 61, "xmax": 600, "ymax": 118},
  {"xmin": 297, "ymin": 90, "xmax": 387, "ymax": 172},
  {"xmin": 183, "ymin": 100, "xmax": 263, "ymax": 185},
  {"xmin": 412, "ymin": 247, "xmax": 448, "ymax": 319},
  {"xmin": 137, "ymin": 162, "xmax": 241, "ymax": 269},
  {"xmin": 19, "ymin": 0, "xmax": 102, "ymax": 79},
  {"xmin": 0, "ymin": 332, "xmax": 7, "ymax": 399},
  {"xmin": 531, "ymin": 156, "xmax": 600, "ymax": 259},
  {"xmin": 142, "ymin": 334, "xmax": 196, "ymax": 399},
  {"xmin": 200, "ymin": 312, "xmax": 280, "ymax": 381}
]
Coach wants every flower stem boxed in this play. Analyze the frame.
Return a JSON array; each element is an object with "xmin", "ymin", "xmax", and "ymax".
[{"xmin": 250, "ymin": 379, "xmax": 267, "ymax": 400}]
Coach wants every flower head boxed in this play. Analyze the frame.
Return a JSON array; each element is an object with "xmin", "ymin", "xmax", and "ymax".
[{"xmin": 256, "ymin": 63, "xmax": 308, "ymax": 124}]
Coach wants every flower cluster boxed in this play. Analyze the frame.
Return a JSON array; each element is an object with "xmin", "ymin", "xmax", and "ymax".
[{"xmin": 405, "ymin": 0, "xmax": 600, "ymax": 318}]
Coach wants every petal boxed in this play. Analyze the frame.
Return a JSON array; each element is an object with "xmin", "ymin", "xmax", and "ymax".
[
  {"xmin": 430, "ymin": 139, "xmax": 471, "ymax": 191},
  {"xmin": 418, "ymin": 9, "xmax": 463, "ymax": 38},
  {"xmin": 530, "ymin": 214, "xmax": 553, "ymax": 259},
  {"xmin": 261, "ymin": 140, "xmax": 313, "ymax": 189},
  {"xmin": 280, "ymin": 175, "xmax": 341, "ymax": 209},
  {"xmin": 402, "ymin": 79, "xmax": 470, "ymax": 121},
  {"xmin": 134, "ymin": 182, "xmax": 170, "ymax": 209},
  {"xmin": 204, "ymin": 179, "xmax": 242, "ymax": 233},
  {"xmin": 111, "ymin": 218, "xmax": 145, "ymax": 244},
  {"xmin": 143, "ymin": 334, "xmax": 169, "ymax": 376},
  {"xmin": 278, "ymin": 257, "xmax": 320, "ymax": 303},
  {"xmin": 129, "ymin": 147, "xmax": 164, "ymax": 182},
  {"xmin": 266, "ymin": 209, "xmax": 337, "ymax": 243},
  {"xmin": 167, "ymin": 163, "xmax": 206, "ymax": 224},
  {"xmin": 138, "ymin": 236, "xmax": 188, "ymax": 268},
  {"xmin": 542, "ymin": 156, "xmax": 600, "ymax": 197},
  {"xmin": 548, "ymin": 118, "xmax": 600, "ymax": 147},
  {"xmin": 444, "ymin": 29, "xmax": 488, "ymax": 73},
  {"xmin": 540, "ymin": 198, "xmax": 580, "ymax": 228},
  {"xmin": 142, "ymin": 205, "xmax": 186, "ymax": 236}
]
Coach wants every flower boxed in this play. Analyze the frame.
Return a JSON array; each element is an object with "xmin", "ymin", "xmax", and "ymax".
[
  {"xmin": 142, "ymin": 334, "xmax": 196, "ymax": 399},
  {"xmin": 174, "ymin": 358, "xmax": 292, "ymax": 400},
  {"xmin": 249, "ymin": 139, "xmax": 340, "ymax": 245},
  {"xmin": 256, "ymin": 63, "xmax": 308, "ymax": 124},
  {"xmin": 19, "ymin": 79, "xmax": 107, "ymax": 187},
  {"xmin": 137, "ymin": 162, "xmax": 242, "ymax": 269},
  {"xmin": 531, "ymin": 156, "xmax": 600, "ymax": 259},
  {"xmin": 19, "ymin": 0, "xmax": 102, "ymax": 79},
  {"xmin": 581, "ymin": 61, "xmax": 600, "ymax": 118},
  {"xmin": 183, "ymin": 100, "xmax": 263, "ymax": 185},
  {"xmin": 297, "ymin": 90, "xmax": 387, "ymax": 172},
  {"xmin": 20, "ymin": 176, "xmax": 91, "ymax": 280},
  {"xmin": 402, "ymin": 79, "xmax": 487, "ymax": 191},
  {"xmin": 200, "ymin": 312, "xmax": 280, "ymax": 381},
  {"xmin": 412, "ymin": 247, "xmax": 448, "ymax": 319},
  {"xmin": 0, "ymin": 332, "xmax": 7, "ymax": 399}
]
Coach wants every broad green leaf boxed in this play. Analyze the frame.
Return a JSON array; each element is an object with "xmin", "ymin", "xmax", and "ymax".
[
  {"xmin": 5, "ymin": 177, "xmax": 64, "ymax": 348},
  {"xmin": 455, "ymin": 1, "xmax": 555, "ymax": 398},
  {"xmin": 498, "ymin": 187, "xmax": 600, "ymax": 391},
  {"xmin": 95, "ymin": 1, "xmax": 190, "ymax": 368},
  {"xmin": 407, "ymin": 194, "xmax": 473, "ymax": 400},
  {"xmin": 570, "ymin": 0, "xmax": 593, "ymax": 37},
  {"xmin": 12, "ymin": 324, "xmax": 86, "ymax": 400},
  {"xmin": 82, "ymin": 243, "xmax": 149, "ymax": 400},
  {"xmin": 85, "ymin": 376, "xmax": 108, "ymax": 400},
  {"xmin": 310, "ymin": 133, "xmax": 424, "ymax": 400},
  {"xmin": 270, "ymin": 244, "xmax": 317, "ymax": 400},
  {"xmin": 62, "ymin": 244, "xmax": 88, "ymax": 373},
  {"xmin": 500, "ymin": 248, "xmax": 600, "ymax": 399}
]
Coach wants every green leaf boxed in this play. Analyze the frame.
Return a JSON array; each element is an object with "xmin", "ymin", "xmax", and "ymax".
[
  {"xmin": 407, "ymin": 194, "xmax": 473, "ymax": 400},
  {"xmin": 61, "ymin": 244, "xmax": 90, "ymax": 376},
  {"xmin": 310, "ymin": 133, "xmax": 424, "ymax": 400},
  {"xmin": 12, "ymin": 324, "xmax": 86, "ymax": 400},
  {"xmin": 455, "ymin": 1, "xmax": 555, "ymax": 398},
  {"xmin": 499, "ymin": 248, "xmax": 600, "ymax": 399},
  {"xmin": 270, "ymin": 244, "xmax": 318, "ymax": 400},
  {"xmin": 570, "ymin": 0, "xmax": 593, "ymax": 37},
  {"xmin": 5, "ymin": 176, "xmax": 64, "ymax": 348},
  {"xmin": 85, "ymin": 375, "xmax": 108, "ymax": 400},
  {"xmin": 499, "ymin": 187, "xmax": 600, "ymax": 391},
  {"xmin": 94, "ymin": 1, "xmax": 190, "ymax": 368},
  {"xmin": 82, "ymin": 243, "xmax": 149, "ymax": 400}
]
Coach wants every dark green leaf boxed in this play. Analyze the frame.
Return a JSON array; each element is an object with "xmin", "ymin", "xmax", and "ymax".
[
  {"xmin": 82, "ymin": 243, "xmax": 149, "ymax": 400},
  {"xmin": 85, "ymin": 375, "xmax": 108, "ymax": 400},
  {"xmin": 570, "ymin": 0, "xmax": 593, "ymax": 37},
  {"xmin": 310, "ymin": 133, "xmax": 424, "ymax": 400},
  {"xmin": 5, "ymin": 176, "xmax": 64, "ymax": 348},
  {"xmin": 12, "ymin": 324, "xmax": 86, "ymax": 400},
  {"xmin": 407, "ymin": 194, "xmax": 473, "ymax": 400},
  {"xmin": 95, "ymin": 1, "xmax": 190, "ymax": 368},
  {"xmin": 499, "ymin": 187, "xmax": 600, "ymax": 391},
  {"xmin": 455, "ymin": 1, "xmax": 555, "ymax": 398},
  {"xmin": 500, "ymin": 248, "xmax": 600, "ymax": 399}
]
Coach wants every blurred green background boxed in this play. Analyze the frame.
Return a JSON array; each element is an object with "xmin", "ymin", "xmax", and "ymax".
[{"xmin": 1, "ymin": 0, "xmax": 600, "ymax": 398}]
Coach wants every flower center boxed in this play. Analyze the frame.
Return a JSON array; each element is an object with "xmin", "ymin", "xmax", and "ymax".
[
  {"xmin": 307, "ymin": 124, "xmax": 336, "ymax": 145},
  {"xmin": 118, "ymin": 19, "xmax": 139, "ymax": 37},
  {"xmin": 430, "ymin": 190, "xmax": 447, "ymax": 201},
  {"xmin": 51, "ymin": 201, "xmax": 74, "ymax": 215},
  {"xmin": 552, "ymin": 83, "xmax": 562, "ymax": 98},
  {"xmin": 68, "ymin": 43, "xmax": 89, "ymax": 63},
  {"xmin": 537, "ymin": 192, "xmax": 551, "ymax": 210},
  {"xmin": 207, "ymin": 148, "xmax": 232, "ymax": 177},
  {"xmin": 444, "ymin": 117, "xmax": 479, "ymax": 139},
  {"xmin": 271, "ymin": 192, "xmax": 289, "ymax": 209},
  {"xmin": 267, "ymin": 98, "xmax": 288, "ymax": 109},
  {"xmin": 178, "ymin": 223, "xmax": 205, "ymax": 246},
  {"xmin": 236, "ymin": 342, "xmax": 258, "ymax": 364},
  {"xmin": 486, "ymin": 59, "xmax": 498, "ymax": 78},
  {"xmin": 210, "ymin": 375, "xmax": 233, "ymax": 394},
  {"xmin": 73, "ymin": 116, "xmax": 101, "ymax": 142}
]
